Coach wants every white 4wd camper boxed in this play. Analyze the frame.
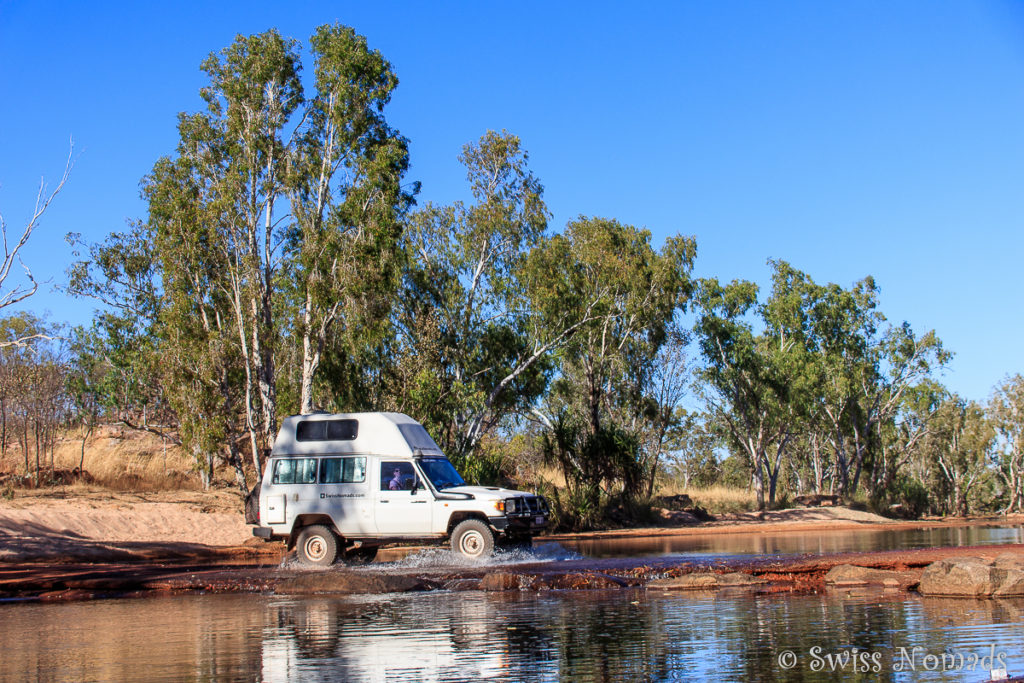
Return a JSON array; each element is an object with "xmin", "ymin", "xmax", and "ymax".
[{"xmin": 248, "ymin": 412, "xmax": 549, "ymax": 565}]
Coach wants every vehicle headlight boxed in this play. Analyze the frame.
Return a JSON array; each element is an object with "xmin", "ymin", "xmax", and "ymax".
[{"xmin": 505, "ymin": 498, "xmax": 517, "ymax": 514}]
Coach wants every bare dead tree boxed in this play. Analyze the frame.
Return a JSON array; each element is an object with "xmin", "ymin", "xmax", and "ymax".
[{"xmin": 0, "ymin": 141, "xmax": 74, "ymax": 348}]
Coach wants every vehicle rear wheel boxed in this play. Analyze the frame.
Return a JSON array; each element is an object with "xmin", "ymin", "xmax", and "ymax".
[
  {"xmin": 296, "ymin": 525, "xmax": 338, "ymax": 566},
  {"xmin": 451, "ymin": 519, "xmax": 494, "ymax": 560}
]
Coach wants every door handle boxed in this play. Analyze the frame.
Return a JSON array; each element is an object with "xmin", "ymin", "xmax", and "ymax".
[{"xmin": 412, "ymin": 501, "xmax": 426, "ymax": 504}]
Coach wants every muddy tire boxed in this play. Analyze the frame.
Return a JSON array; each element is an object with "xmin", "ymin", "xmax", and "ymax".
[
  {"xmin": 344, "ymin": 545, "xmax": 378, "ymax": 565},
  {"xmin": 296, "ymin": 525, "xmax": 338, "ymax": 566},
  {"xmin": 451, "ymin": 519, "xmax": 495, "ymax": 560}
]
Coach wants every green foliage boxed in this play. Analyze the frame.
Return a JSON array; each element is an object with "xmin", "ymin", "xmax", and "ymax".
[
  {"xmin": 920, "ymin": 395, "xmax": 994, "ymax": 516},
  {"xmin": 663, "ymin": 410, "xmax": 722, "ymax": 489},
  {"xmin": 68, "ymin": 24, "xmax": 412, "ymax": 488},
  {"xmin": 989, "ymin": 374, "xmax": 1024, "ymax": 513},
  {"xmin": 385, "ymin": 130, "xmax": 550, "ymax": 461},
  {"xmin": 869, "ymin": 474, "xmax": 930, "ymax": 519},
  {"xmin": 536, "ymin": 216, "xmax": 696, "ymax": 524}
]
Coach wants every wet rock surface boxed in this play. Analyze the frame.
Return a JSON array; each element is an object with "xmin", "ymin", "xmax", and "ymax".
[
  {"xmin": 2, "ymin": 540, "xmax": 1023, "ymax": 602},
  {"xmin": 918, "ymin": 552, "xmax": 1024, "ymax": 597},
  {"xmin": 647, "ymin": 571, "xmax": 767, "ymax": 590},
  {"xmin": 275, "ymin": 572, "xmax": 435, "ymax": 595},
  {"xmin": 824, "ymin": 564, "xmax": 919, "ymax": 590},
  {"xmin": 480, "ymin": 571, "xmax": 629, "ymax": 591}
]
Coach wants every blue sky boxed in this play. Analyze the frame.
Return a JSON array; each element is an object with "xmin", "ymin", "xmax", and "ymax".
[{"xmin": 1, "ymin": 1, "xmax": 1023, "ymax": 402}]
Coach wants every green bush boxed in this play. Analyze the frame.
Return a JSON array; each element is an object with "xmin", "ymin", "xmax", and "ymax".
[{"xmin": 870, "ymin": 476, "xmax": 929, "ymax": 519}]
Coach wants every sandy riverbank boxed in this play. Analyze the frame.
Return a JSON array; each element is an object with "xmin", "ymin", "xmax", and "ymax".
[
  {"xmin": 2, "ymin": 486, "xmax": 1022, "ymax": 564},
  {"xmin": 1, "ymin": 487, "xmax": 1022, "ymax": 602}
]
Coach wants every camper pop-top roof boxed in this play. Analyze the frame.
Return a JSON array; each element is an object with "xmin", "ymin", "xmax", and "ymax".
[{"xmin": 270, "ymin": 412, "xmax": 445, "ymax": 458}]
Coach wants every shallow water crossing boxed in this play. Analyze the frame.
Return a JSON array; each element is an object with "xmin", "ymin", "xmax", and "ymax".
[{"xmin": 2, "ymin": 524, "xmax": 1024, "ymax": 681}]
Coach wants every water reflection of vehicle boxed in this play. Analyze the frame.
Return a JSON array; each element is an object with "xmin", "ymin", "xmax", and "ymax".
[
  {"xmin": 261, "ymin": 597, "xmax": 512, "ymax": 682},
  {"xmin": 249, "ymin": 412, "xmax": 549, "ymax": 564}
]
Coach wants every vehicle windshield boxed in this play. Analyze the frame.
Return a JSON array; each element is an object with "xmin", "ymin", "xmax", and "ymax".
[{"xmin": 418, "ymin": 457, "xmax": 466, "ymax": 491}]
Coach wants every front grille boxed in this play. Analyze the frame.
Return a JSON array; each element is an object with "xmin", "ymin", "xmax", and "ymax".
[{"xmin": 510, "ymin": 496, "xmax": 549, "ymax": 517}]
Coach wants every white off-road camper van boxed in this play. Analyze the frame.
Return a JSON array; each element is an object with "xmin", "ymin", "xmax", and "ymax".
[{"xmin": 249, "ymin": 412, "xmax": 549, "ymax": 565}]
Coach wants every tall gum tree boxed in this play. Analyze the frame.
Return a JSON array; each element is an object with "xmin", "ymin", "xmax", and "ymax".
[
  {"xmin": 393, "ymin": 131, "xmax": 552, "ymax": 467},
  {"xmin": 694, "ymin": 277, "xmax": 792, "ymax": 510},
  {"xmin": 539, "ymin": 217, "xmax": 696, "ymax": 512},
  {"xmin": 69, "ymin": 25, "xmax": 410, "ymax": 481},
  {"xmin": 991, "ymin": 374, "xmax": 1024, "ymax": 513},
  {"xmin": 286, "ymin": 24, "xmax": 414, "ymax": 415},
  {"xmin": 193, "ymin": 29, "xmax": 303, "ymax": 470}
]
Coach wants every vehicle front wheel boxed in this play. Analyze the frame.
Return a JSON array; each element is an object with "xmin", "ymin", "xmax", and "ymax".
[
  {"xmin": 296, "ymin": 525, "xmax": 338, "ymax": 566},
  {"xmin": 451, "ymin": 519, "xmax": 495, "ymax": 560}
]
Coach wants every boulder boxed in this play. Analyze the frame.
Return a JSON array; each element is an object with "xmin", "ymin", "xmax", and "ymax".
[
  {"xmin": 824, "ymin": 564, "xmax": 918, "ymax": 590},
  {"xmin": 654, "ymin": 508, "xmax": 700, "ymax": 526},
  {"xmin": 993, "ymin": 552, "xmax": 1024, "ymax": 570},
  {"xmin": 547, "ymin": 572, "xmax": 627, "ymax": 590},
  {"xmin": 918, "ymin": 558, "xmax": 1024, "ymax": 598},
  {"xmin": 654, "ymin": 494, "xmax": 693, "ymax": 510},
  {"xmin": 647, "ymin": 572, "xmax": 766, "ymax": 590}
]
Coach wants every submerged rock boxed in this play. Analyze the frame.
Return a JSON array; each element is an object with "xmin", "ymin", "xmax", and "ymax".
[
  {"xmin": 480, "ymin": 571, "xmax": 627, "ymax": 592},
  {"xmin": 824, "ymin": 565, "xmax": 918, "ymax": 590},
  {"xmin": 646, "ymin": 572, "xmax": 766, "ymax": 590},
  {"xmin": 275, "ymin": 572, "xmax": 431, "ymax": 595},
  {"xmin": 918, "ymin": 556, "xmax": 1024, "ymax": 598}
]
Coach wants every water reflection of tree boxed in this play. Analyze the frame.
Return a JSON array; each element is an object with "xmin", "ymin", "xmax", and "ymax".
[{"xmin": 254, "ymin": 589, "xmax": 1024, "ymax": 681}]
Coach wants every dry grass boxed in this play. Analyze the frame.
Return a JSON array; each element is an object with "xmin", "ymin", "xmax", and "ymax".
[
  {"xmin": 0, "ymin": 426, "xmax": 206, "ymax": 491},
  {"xmin": 532, "ymin": 465, "xmax": 567, "ymax": 489},
  {"xmin": 659, "ymin": 484, "xmax": 758, "ymax": 514}
]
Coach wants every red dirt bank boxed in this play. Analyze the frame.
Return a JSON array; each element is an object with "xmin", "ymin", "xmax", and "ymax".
[{"xmin": 2, "ymin": 539, "xmax": 1022, "ymax": 603}]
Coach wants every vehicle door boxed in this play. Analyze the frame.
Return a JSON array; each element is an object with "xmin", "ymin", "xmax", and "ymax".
[
  {"xmin": 374, "ymin": 460, "xmax": 434, "ymax": 535},
  {"xmin": 265, "ymin": 457, "xmax": 319, "ymax": 527},
  {"xmin": 317, "ymin": 456, "xmax": 372, "ymax": 535}
]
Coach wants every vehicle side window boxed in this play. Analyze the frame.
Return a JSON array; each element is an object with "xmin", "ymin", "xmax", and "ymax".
[
  {"xmin": 381, "ymin": 461, "xmax": 417, "ymax": 491},
  {"xmin": 273, "ymin": 458, "xmax": 318, "ymax": 484},
  {"xmin": 320, "ymin": 457, "xmax": 366, "ymax": 484},
  {"xmin": 296, "ymin": 419, "xmax": 359, "ymax": 442}
]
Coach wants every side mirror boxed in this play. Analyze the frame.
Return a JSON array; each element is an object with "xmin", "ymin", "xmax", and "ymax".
[{"xmin": 410, "ymin": 479, "xmax": 420, "ymax": 494}]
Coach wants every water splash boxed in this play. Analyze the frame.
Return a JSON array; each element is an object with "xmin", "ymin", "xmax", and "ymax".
[{"xmin": 375, "ymin": 542, "xmax": 583, "ymax": 571}]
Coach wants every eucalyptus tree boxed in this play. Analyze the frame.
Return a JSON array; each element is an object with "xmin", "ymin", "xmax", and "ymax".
[
  {"xmin": 65, "ymin": 223, "xmax": 167, "ymax": 436},
  {"xmin": 285, "ymin": 24, "xmax": 414, "ymax": 416},
  {"xmin": 990, "ymin": 374, "xmax": 1024, "ymax": 512},
  {"xmin": 867, "ymin": 379, "xmax": 944, "ymax": 503},
  {"xmin": 759, "ymin": 260, "xmax": 949, "ymax": 498},
  {"xmin": 539, "ymin": 218, "xmax": 696, "ymax": 514},
  {"xmin": 144, "ymin": 153, "xmax": 249, "ymax": 489},
  {"xmin": 694, "ymin": 278, "xmax": 793, "ymax": 510},
  {"xmin": 392, "ymin": 131, "xmax": 555, "ymax": 471},
  {"xmin": 189, "ymin": 29, "xmax": 303, "ymax": 469},
  {"xmin": 68, "ymin": 25, "xmax": 411, "ymax": 482},
  {"xmin": 925, "ymin": 395, "xmax": 994, "ymax": 517}
]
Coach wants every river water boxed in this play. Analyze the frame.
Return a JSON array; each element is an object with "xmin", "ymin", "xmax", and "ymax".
[
  {"xmin": 1, "ymin": 525, "xmax": 1023, "ymax": 682},
  {"xmin": 558, "ymin": 523, "xmax": 1024, "ymax": 559}
]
